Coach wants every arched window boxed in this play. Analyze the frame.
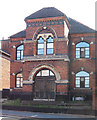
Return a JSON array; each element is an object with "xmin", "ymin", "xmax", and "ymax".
[
  {"xmin": 37, "ymin": 35, "xmax": 54, "ymax": 55},
  {"xmin": 47, "ymin": 36, "xmax": 54, "ymax": 54},
  {"xmin": 16, "ymin": 73, "xmax": 23, "ymax": 88},
  {"xmin": 76, "ymin": 42, "xmax": 89, "ymax": 58},
  {"xmin": 16, "ymin": 45, "xmax": 24, "ymax": 60},
  {"xmin": 37, "ymin": 37, "xmax": 44, "ymax": 55},
  {"xmin": 76, "ymin": 71, "xmax": 89, "ymax": 88}
]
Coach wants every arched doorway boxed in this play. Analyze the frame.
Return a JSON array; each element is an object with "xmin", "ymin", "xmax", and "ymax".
[{"xmin": 33, "ymin": 69, "xmax": 56, "ymax": 99}]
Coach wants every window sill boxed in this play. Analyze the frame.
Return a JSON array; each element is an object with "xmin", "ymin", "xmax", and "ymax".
[
  {"xmin": 14, "ymin": 87, "xmax": 22, "ymax": 89},
  {"xmin": 74, "ymin": 88, "xmax": 92, "ymax": 90},
  {"xmin": 74, "ymin": 58, "xmax": 90, "ymax": 60}
]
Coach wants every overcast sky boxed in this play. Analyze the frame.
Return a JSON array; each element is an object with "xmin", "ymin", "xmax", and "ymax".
[{"xmin": 0, "ymin": 0, "xmax": 96, "ymax": 40}]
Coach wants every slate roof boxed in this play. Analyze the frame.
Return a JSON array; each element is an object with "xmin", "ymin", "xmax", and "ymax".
[
  {"xmin": 10, "ymin": 7, "xmax": 95, "ymax": 38},
  {"xmin": 68, "ymin": 18, "xmax": 95, "ymax": 34},
  {"xmin": 10, "ymin": 30, "xmax": 26, "ymax": 38},
  {"xmin": 0, "ymin": 49, "xmax": 10, "ymax": 56},
  {"xmin": 25, "ymin": 7, "xmax": 66, "ymax": 20}
]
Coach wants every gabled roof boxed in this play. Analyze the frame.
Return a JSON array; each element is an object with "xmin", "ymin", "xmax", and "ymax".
[
  {"xmin": 10, "ymin": 30, "xmax": 26, "ymax": 38},
  {"xmin": 10, "ymin": 18, "xmax": 95, "ymax": 38},
  {"xmin": 25, "ymin": 7, "xmax": 65, "ymax": 21},
  {"xmin": 68, "ymin": 18, "xmax": 95, "ymax": 34},
  {"xmin": 10, "ymin": 7, "xmax": 95, "ymax": 38}
]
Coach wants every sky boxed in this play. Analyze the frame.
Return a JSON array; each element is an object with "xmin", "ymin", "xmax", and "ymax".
[{"xmin": 0, "ymin": 0, "xmax": 96, "ymax": 40}]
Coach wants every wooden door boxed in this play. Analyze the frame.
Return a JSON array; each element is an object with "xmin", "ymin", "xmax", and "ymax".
[{"xmin": 34, "ymin": 76, "xmax": 56, "ymax": 99}]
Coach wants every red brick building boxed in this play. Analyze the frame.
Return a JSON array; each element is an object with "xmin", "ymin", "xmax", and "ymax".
[{"xmin": 8, "ymin": 7, "xmax": 96, "ymax": 107}]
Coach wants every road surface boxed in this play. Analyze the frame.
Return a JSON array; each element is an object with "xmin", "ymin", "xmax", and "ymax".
[{"xmin": 0, "ymin": 109, "xmax": 96, "ymax": 120}]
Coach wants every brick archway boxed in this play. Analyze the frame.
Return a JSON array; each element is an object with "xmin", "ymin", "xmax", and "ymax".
[
  {"xmin": 28, "ymin": 64, "xmax": 61, "ymax": 82},
  {"xmin": 32, "ymin": 26, "xmax": 57, "ymax": 40}
]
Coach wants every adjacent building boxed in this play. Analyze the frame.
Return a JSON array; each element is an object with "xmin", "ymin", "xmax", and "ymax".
[{"xmin": 0, "ymin": 39, "xmax": 10, "ymax": 91}]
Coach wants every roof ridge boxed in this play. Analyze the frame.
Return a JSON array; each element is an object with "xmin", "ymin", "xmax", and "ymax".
[{"xmin": 25, "ymin": 7, "xmax": 65, "ymax": 21}]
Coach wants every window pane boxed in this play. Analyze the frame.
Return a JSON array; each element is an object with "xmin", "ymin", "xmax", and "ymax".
[
  {"xmin": 17, "ymin": 45, "xmax": 23, "ymax": 50},
  {"xmin": 85, "ymin": 56, "xmax": 89, "ymax": 58},
  {"xmin": 21, "ymin": 82, "xmax": 23, "ymax": 87},
  {"xmin": 76, "ymin": 77, "xmax": 80, "ymax": 80},
  {"xmin": 85, "ymin": 77, "xmax": 89, "ymax": 80},
  {"xmin": 17, "ymin": 57, "xmax": 20, "ymax": 60},
  {"xmin": 21, "ymin": 55, "xmax": 23, "ymax": 59},
  {"xmin": 85, "ymin": 84, "xmax": 89, "ymax": 87},
  {"xmin": 21, "ymin": 78, "xmax": 23, "ymax": 81},
  {"xmin": 21, "ymin": 51, "xmax": 23, "ymax": 56},
  {"xmin": 76, "ymin": 55, "xmax": 80, "ymax": 58},
  {"xmin": 16, "ymin": 84, "xmax": 20, "ymax": 87},
  {"xmin": 38, "ymin": 37, "xmax": 44, "ymax": 43},
  {"xmin": 16, "ymin": 80, "xmax": 20, "ymax": 83},
  {"xmin": 38, "ymin": 44, "xmax": 44, "ymax": 48},
  {"xmin": 47, "ymin": 49, "xmax": 53, "ymax": 54},
  {"xmin": 76, "ymin": 50, "xmax": 80, "ymax": 58},
  {"xmin": 37, "ymin": 72, "xmax": 41, "ymax": 76},
  {"xmin": 47, "ymin": 36, "xmax": 53, "ymax": 42},
  {"xmin": 50, "ymin": 71, "xmax": 54, "ymax": 76},
  {"xmin": 76, "ymin": 84, "xmax": 80, "ymax": 87},
  {"xmin": 47, "ymin": 43, "xmax": 53, "ymax": 48},
  {"xmin": 42, "ymin": 70, "xmax": 49, "ymax": 76},
  {"xmin": 85, "ymin": 48, "xmax": 89, "ymax": 50},
  {"xmin": 17, "ymin": 73, "xmax": 23, "ymax": 77},
  {"xmin": 85, "ymin": 49, "xmax": 89, "ymax": 58},
  {"xmin": 76, "ymin": 80, "xmax": 80, "ymax": 84},
  {"xmin": 85, "ymin": 80, "xmax": 89, "ymax": 84},
  {"xmin": 76, "ymin": 71, "xmax": 89, "ymax": 77},
  {"xmin": 17, "ymin": 51, "xmax": 20, "ymax": 54},
  {"xmin": 76, "ymin": 42, "xmax": 89, "ymax": 47},
  {"xmin": 85, "ymin": 51, "xmax": 89, "ymax": 55},
  {"xmin": 17, "ymin": 52, "xmax": 20, "ymax": 58},
  {"xmin": 76, "ymin": 48, "xmax": 80, "ymax": 51},
  {"xmin": 37, "ymin": 49, "xmax": 44, "ymax": 55}
]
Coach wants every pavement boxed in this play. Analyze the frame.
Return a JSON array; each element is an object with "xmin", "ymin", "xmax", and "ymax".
[{"xmin": 0, "ymin": 110, "xmax": 97, "ymax": 120}]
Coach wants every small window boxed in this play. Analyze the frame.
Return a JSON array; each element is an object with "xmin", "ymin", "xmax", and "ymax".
[
  {"xmin": 37, "ymin": 37, "xmax": 44, "ymax": 55},
  {"xmin": 76, "ymin": 71, "xmax": 89, "ymax": 88},
  {"xmin": 16, "ymin": 45, "xmax": 24, "ymax": 60},
  {"xmin": 16, "ymin": 73, "xmax": 23, "ymax": 88},
  {"xmin": 47, "ymin": 36, "xmax": 54, "ymax": 54},
  {"xmin": 76, "ymin": 42, "xmax": 89, "ymax": 58}
]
